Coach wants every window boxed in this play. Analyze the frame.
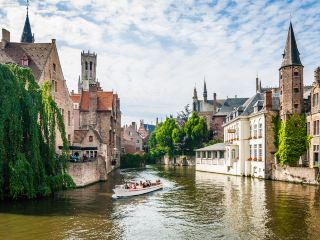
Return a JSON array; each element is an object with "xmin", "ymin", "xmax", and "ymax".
[
  {"xmin": 314, "ymin": 120, "xmax": 320, "ymax": 135},
  {"xmin": 219, "ymin": 151, "xmax": 224, "ymax": 159},
  {"xmin": 258, "ymin": 144, "xmax": 262, "ymax": 160},
  {"xmin": 313, "ymin": 93, "xmax": 319, "ymax": 107},
  {"xmin": 136, "ymin": 140, "xmax": 139, "ymax": 143},
  {"xmin": 231, "ymin": 149, "xmax": 235, "ymax": 159},
  {"xmin": 55, "ymin": 81, "xmax": 57, "ymax": 92},
  {"xmin": 89, "ymin": 136, "xmax": 93, "ymax": 142},
  {"xmin": 294, "ymin": 104, "xmax": 298, "ymax": 109},
  {"xmin": 250, "ymin": 124, "xmax": 252, "ymax": 138},
  {"xmin": 90, "ymin": 61, "xmax": 93, "ymax": 70},
  {"xmin": 67, "ymin": 134, "xmax": 71, "ymax": 144},
  {"xmin": 253, "ymin": 124, "xmax": 257, "ymax": 138},
  {"xmin": 20, "ymin": 55, "xmax": 28, "ymax": 66},
  {"xmin": 294, "ymin": 88, "xmax": 299, "ymax": 93},
  {"xmin": 53, "ymin": 63, "xmax": 56, "ymax": 72},
  {"xmin": 68, "ymin": 111, "xmax": 71, "ymax": 126},
  {"xmin": 307, "ymin": 122, "xmax": 310, "ymax": 135},
  {"xmin": 207, "ymin": 151, "xmax": 212, "ymax": 159},
  {"xmin": 294, "ymin": 71, "xmax": 299, "ymax": 76},
  {"xmin": 85, "ymin": 61, "xmax": 88, "ymax": 70},
  {"xmin": 258, "ymin": 122, "xmax": 262, "ymax": 137},
  {"xmin": 61, "ymin": 108, "xmax": 64, "ymax": 118},
  {"xmin": 213, "ymin": 151, "xmax": 217, "ymax": 158},
  {"xmin": 254, "ymin": 145, "xmax": 257, "ymax": 159},
  {"xmin": 202, "ymin": 151, "xmax": 206, "ymax": 158},
  {"xmin": 249, "ymin": 145, "xmax": 252, "ymax": 158}
]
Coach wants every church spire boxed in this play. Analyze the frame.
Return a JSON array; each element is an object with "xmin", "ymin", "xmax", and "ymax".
[
  {"xmin": 193, "ymin": 85, "xmax": 198, "ymax": 100},
  {"xmin": 203, "ymin": 78, "xmax": 207, "ymax": 102},
  {"xmin": 21, "ymin": 0, "xmax": 34, "ymax": 43},
  {"xmin": 281, "ymin": 21, "xmax": 302, "ymax": 68}
]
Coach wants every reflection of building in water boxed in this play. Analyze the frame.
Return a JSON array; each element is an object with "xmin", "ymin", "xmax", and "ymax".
[{"xmin": 195, "ymin": 171, "xmax": 270, "ymax": 238}]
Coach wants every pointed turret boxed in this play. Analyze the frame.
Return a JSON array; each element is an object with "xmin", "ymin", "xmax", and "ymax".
[
  {"xmin": 193, "ymin": 86, "xmax": 198, "ymax": 100},
  {"xmin": 203, "ymin": 79, "xmax": 207, "ymax": 102},
  {"xmin": 281, "ymin": 22, "xmax": 302, "ymax": 68},
  {"xmin": 21, "ymin": 2, "xmax": 34, "ymax": 43}
]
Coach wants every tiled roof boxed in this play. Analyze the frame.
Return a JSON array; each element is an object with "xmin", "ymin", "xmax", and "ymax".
[
  {"xmin": 79, "ymin": 90, "xmax": 114, "ymax": 111},
  {"xmin": 97, "ymin": 91, "xmax": 113, "ymax": 111},
  {"xmin": 70, "ymin": 94, "xmax": 81, "ymax": 103},
  {"xmin": 0, "ymin": 42, "xmax": 53, "ymax": 81},
  {"xmin": 73, "ymin": 129, "xmax": 103, "ymax": 144},
  {"xmin": 214, "ymin": 97, "xmax": 248, "ymax": 116},
  {"xmin": 80, "ymin": 91, "xmax": 90, "ymax": 111}
]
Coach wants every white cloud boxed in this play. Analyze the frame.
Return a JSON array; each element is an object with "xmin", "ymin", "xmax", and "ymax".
[{"xmin": 1, "ymin": 0, "xmax": 320, "ymax": 125}]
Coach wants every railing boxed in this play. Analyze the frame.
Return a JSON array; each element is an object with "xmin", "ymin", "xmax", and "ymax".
[
  {"xmin": 197, "ymin": 158, "xmax": 225, "ymax": 165},
  {"xmin": 69, "ymin": 156, "xmax": 97, "ymax": 163}
]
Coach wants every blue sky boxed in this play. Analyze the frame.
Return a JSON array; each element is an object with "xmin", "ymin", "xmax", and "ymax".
[{"xmin": 1, "ymin": 0, "xmax": 320, "ymax": 125}]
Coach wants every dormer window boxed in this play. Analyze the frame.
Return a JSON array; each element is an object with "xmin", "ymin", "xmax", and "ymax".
[{"xmin": 20, "ymin": 54, "xmax": 29, "ymax": 66}]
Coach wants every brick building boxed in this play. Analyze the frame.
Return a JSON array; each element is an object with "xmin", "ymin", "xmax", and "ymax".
[
  {"xmin": 71, "ymin": 51, "xmax": 121, "ymax": 170},
  {"xmin": 0, "ymin": 11, "xmax": 74, "ymax": 149},
  {"xmin": 122, "ymin": 122, "xmax": 144, "ymax": 154}
]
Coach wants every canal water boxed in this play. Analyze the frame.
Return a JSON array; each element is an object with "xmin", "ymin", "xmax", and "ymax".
[{"xmin": 1, "ymin": 165, "xmax": 320, "ymax": 240}]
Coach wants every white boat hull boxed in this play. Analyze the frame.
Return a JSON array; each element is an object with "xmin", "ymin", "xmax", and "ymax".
[{"xmin": 113, "ymin": 184, "xmax": 163, "ymax": 197}]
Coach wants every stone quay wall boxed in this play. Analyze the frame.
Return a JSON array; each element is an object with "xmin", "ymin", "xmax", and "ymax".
[
  {"xmin": 67, "ymin": 157, "xmax": 108, "ymax": 187},
  {"xmin": 160, "ymin": 155, "xmax": 195, "ymax": 166},
  {"xmin": 271, "ymin": 164, "xmax": 319, "ymax": 185}
]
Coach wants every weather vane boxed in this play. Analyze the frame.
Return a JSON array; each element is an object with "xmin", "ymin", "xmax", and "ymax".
[{"xmin": 27, "ymin": 0, "xmax": 29, "ymax": 13}]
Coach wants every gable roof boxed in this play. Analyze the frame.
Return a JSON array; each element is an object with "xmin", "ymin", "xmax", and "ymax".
[
  {"xmin": 73, "ymin": 129, "xmax": 103, "ymax": 144},
  {"xmin": 70, "ymin": 94, "xmax": 81, "ymax": 103},
  {"xmin": 21, "ymin": 13, "xmax": 33, "ymax": 43},
  {"xmin": 79, "ymin": 90, "xmax": 114, "ymax": 111},
  {"xmin": 0, "ymin": 42, "xmax": 54, "ymax": 81}
]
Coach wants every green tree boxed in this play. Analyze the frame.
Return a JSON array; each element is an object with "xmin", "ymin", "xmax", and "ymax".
[
  {"xmin": 156, "ymin": 118, "xmax": 178, "ymax": 157},
  {"xmin": 275, "ymin": 114, "xmax": 311, "ymax": 166},
  {"xmin": 0, "ymin": 64, "xmax": 74, "ymax": 199}
]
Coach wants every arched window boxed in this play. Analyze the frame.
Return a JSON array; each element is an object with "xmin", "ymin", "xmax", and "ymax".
[{"xmin": 20, "ymin": 54, "xmax": 29, "ymax": 66}]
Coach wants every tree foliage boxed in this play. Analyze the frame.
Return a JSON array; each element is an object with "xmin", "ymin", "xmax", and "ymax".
[
  {"xmin": 120, "ymin": 154, "xmax": 146, "ymax": 168},
  {"xmin": 0, "ymin": 64, "xmax": 74, "ymax": 199},
  {"xmin": 148, "ymin": 112, "xmax": 208, "ymax": 159},
  {"xmin": 275, "ymin": 114, "xmax": 311, "ymax": 166}
]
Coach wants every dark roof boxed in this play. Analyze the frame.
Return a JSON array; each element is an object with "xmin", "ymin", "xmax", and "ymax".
[
  {"xmin": 0, "ymin": 42, "xmax": 54, "ymax": 81},
  {"xmin": 281, "ymin": 22, "xmax": 302, "ymax": 68},
  {"xmin": 214, "ymin": 97, "xmax": 249, "ymax": 116},
  {"xmin": 144, "ymin": 124, "xmax": 155, "ymax": 134},
  {"xmin": 21, "ymin": 13, "xmax": 33, "ymax": 43}
]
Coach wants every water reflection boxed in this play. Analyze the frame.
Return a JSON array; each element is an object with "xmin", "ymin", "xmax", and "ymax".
[{"xmin": 0, "ymin": 166, "xmax": 320, "ymax": 240}]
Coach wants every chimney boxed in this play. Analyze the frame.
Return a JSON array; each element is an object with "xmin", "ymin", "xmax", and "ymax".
[
  {"xmin": 132, "ymin": 122, "xmax": 137, "ymax": 131},
  {"xmin": 213, "ymin": 92, "xmax": 217, "ymax": 113},
  {"xmin": 264, "ymin": 90, "xmax": 272, "ymax": 111},
  {"xmin": 51, "ymin": 39, "xmax": 56, "ymax": 44},
  {"xmin": 1, "ymin": 29, "xmax": 10, "ymax": 49}
]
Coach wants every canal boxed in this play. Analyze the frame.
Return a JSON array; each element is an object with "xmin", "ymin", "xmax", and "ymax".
[{"xmin": 1, "ymin": 165, "xmax": 320, "ymax": 240}]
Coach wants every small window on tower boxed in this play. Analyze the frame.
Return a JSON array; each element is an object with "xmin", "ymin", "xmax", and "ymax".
[
  {"xmin": 294, "ymin": 72, "xmax": 299, "ymax": 76},
  {"xmin": 294, "ymin": 88, "xmax": 299, "ymax": 93},
  {"xmin": 294, "ymin": 104, "xmax": 298, "ymax": 108}
]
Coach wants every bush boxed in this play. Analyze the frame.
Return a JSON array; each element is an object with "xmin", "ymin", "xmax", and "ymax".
[{"xmin": 120, "ymin": 154, "xmax": 146, "ymax": 168}]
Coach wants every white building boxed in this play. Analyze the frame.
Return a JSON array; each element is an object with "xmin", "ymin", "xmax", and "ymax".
[{"xmin": 196, "ymin": 90, "xmax": 278, "ymax": 178}]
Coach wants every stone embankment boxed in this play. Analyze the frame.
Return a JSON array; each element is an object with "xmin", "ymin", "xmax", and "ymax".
[
  {"xmin": 270, "ymin": 164, "xmax": 319, "ymax": 185},
  {"xmin": 160, "ymin": 155, "xmax": 195, "ymax": 166}
]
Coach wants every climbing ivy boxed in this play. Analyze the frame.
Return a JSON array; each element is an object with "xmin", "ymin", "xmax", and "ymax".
[
  {"xmin": 272, "ymin": 115, "xmax": 281, "ymax": 148},
  {"xmin": 0, "ymin": 64, "xmax": 74, "ymax": 199},
  {"xmin": 275, "ymin": 114, "xmax": 311, "ymax": 166}
]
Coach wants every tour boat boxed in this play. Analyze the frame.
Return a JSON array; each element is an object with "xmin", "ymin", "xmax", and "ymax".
[{"xmin": 113, "ymin": 182, "xmax": 163, "ymax": 197}]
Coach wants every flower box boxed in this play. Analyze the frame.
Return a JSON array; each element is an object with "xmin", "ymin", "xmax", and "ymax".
[
  {"xmin": 253, "ymin": 136, "xmax": 257, "ymax": 139},
  {"xmin": 248, "ymin": 137, "xmax": 252, "ymax": 140},
  {"xmin": 248, "ymin": 157, "xmax": 252, "ymax": 161},
  {"xmin": 253, "ymin": 158, "xmax": 257, "ymax": 161}
]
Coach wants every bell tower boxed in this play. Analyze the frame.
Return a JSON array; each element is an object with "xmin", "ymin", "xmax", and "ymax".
[
  {"xmin": 279, "ymin": 22, "xmax": 304, "ymax": 120},
  {"xmin": 80, "ymin": 50, "xmax": 97, "ymax": 91}
]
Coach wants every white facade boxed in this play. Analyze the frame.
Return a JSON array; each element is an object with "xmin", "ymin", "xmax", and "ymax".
[{"xmin": 196, "ymin": 112, "xmax": 267, "ymax": 178}]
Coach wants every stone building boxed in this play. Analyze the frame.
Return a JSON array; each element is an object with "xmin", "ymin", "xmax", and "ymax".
[
  {"xmin": 122, "ymin": 122, "xmax": 144, "ymax": 154},
  {"xmin": 0, "ymin": 10, "xmax": 74, "ymax": 148}
]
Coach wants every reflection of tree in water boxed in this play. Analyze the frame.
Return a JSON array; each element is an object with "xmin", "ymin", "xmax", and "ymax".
[
  {"xmin": 265, "ymin": 181, "xmax": 320, "ymax": 240},
  {"xmin": 0, "ymin": 169, "xmax": 124, "ymax": 240}
]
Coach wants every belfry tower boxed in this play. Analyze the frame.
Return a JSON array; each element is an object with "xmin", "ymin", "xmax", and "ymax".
[
  {"xmin": 279, "ymin": 22, "xmax": 304, "ymax": 120},
  {"xmin": 79, "ymin": 50, "xmax": 97, "ymax": 92}
]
